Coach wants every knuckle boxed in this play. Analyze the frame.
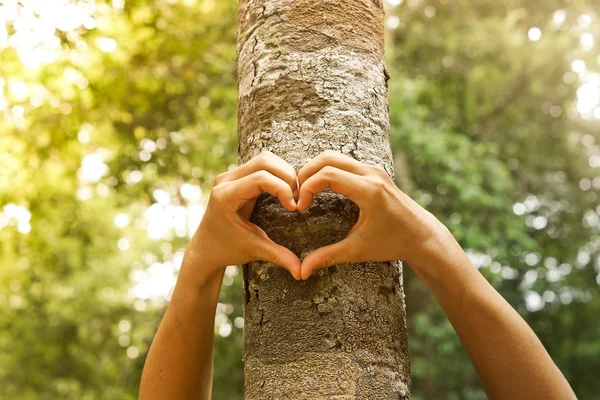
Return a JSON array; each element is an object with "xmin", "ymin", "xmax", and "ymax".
[
  {"xmin": 255, "ymin": 169, "xmax": 271, "ymax": 181},
  {"xmin": 288, "ymin": 173, "xmax": 298, "ymax": 186},
  {"xmin": 214, "ymin": 172, "xmax": 227, "ymax": 186},
  {"xmin": 251, "ymin": 152, "xmax": 269, "ymax": 167},
  {"xmin": 370, "ymin": 165, "xmax": 388, "ymax": 177},
  {"xmin": 320, "ymin": 165, "xmax": 337, "ymax": 177},
  {"xmin": 323, "ymin": 256, "xmax": 335, "ymax": 269},
  {"xmin": 367, "ymin": 176, "xmax": 388, "ymax": 194},
  {"xmin": 259, "ymin": 150, "xmax": 274, "ymax": 161},
  {"xmin": 322, "ymin": 149, "xmax": 340, "ymax": 160},
  {"xmin": 280, "ymin": 167, "xmax": 297, "ymax": 186},
  {"xmin": 297, "ymin": 173, "xmax": 306, "ymax": 186},
  {"xmin": 210, "ymin": 183, "xmax": 226, "ymax": 201},
  {"xmin": 252, "ymin": 154, "xmax": 268, "ymax": 169}
]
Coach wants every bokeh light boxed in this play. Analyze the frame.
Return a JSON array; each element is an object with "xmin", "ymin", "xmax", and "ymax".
[{"xmin": 0, "ymin": 1, "xmax": 599, "ymax": 399}]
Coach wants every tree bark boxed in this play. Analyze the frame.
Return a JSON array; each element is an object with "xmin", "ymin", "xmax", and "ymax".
[{"xmin": 237, "ymin": 1, "xmax": 410, "ymax": 398}]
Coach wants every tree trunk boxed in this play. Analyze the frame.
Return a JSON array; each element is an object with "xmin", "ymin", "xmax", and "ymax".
[{"xmin": 237, "ymin": 1, "xmax": 410, "ymax": 398}]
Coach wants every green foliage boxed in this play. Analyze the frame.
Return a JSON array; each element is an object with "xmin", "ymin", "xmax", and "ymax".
[
  {"xmin": 0, "ymin": 0, "xmax": 599, "ymax": 399},
  {"xmin": 387, "ymin": 1, "xmax": 600, "ymax": 398},
  {"xmin": 0, "ymin": 0, "xmax": 240, "ymax": 398}
]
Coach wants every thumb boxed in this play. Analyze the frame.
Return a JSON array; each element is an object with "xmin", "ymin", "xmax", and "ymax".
[
  {"xmin": 254, "ymin": 238, "xmax": 302, "ymax": 280},
  {"xmin": 300, "ymin": 239, "xmax": 356, "ymax": 280},
  {"xmin": 239, "ymin": 196, "xmax": 258, "ymax": 220}
]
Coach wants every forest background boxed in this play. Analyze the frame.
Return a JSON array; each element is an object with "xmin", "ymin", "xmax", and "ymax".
[{"xmin": 1, "ymin": 0, "xmax": 599, "ymax": 398}]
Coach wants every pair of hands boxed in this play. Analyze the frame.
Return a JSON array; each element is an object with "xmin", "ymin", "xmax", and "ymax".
[{"xmin": 187, "ymin": 150, "xmax": 451, "ymax": 281}]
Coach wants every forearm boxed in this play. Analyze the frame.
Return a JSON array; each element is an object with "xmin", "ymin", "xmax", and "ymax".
[
  {"xmin": 139, "ymin": 258, "xmax": 224, "ymax": 400},
  {"xmin": 410, "ymin": 234, "xmax": 575, "ymax": 399}
]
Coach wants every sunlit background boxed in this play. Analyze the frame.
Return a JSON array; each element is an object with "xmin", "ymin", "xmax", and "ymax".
[{"xmin": 1, "ymin": 0, "xmax": 599, "ymax": 399}]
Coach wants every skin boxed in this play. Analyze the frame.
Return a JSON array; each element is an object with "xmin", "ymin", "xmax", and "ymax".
[{"xmin": 140, "ymin": 150, "xmax": 576, "ymax": 400}]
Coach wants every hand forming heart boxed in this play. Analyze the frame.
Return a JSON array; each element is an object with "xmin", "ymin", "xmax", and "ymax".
[
  {"xmin": 187, "ymin": 150, "xmax": 450, "ymax": 283},
  {"xmin": 146, "ymin": 157, "xmax": 578, "ymax": 400}
]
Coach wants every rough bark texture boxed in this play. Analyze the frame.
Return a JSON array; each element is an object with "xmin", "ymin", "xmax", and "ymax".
[{"xmin": 237, "ymin": 1, "xmax": 410, "ymax": 398}]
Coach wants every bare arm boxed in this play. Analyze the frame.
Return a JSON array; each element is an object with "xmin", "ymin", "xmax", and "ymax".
[
  {"xmin": 139, "ymin": 152, "xmax": 301, "ymax": 399},
  {"xmin": 139, "ymin": 265, "xmax": 223, "ymax": 399},
  {"xmin": 409, "ymin": 243, "xmax": 574, "ymax": 399},
  {"xmin": 297, "ymin": 150, "xmax": 576, "ymax": 400}
]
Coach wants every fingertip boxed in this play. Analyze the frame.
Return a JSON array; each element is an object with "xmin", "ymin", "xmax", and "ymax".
[
  {"xmin": 300, "ymin": 267, "xmax": 308, "ymax": 280},
  {"xmin": 297, "ymin": 191, "xmax": 312, "ymax": 211},
  {"xmin": 274, "ymin": 248, "xmax": 301, "ymax": 280},
  {"xmin": 285, "ymin": 258, "xmax": 302, "ymax": 280},
  {"xmin": 299, "ymin": 258, "xmax": 314, "ymax": 280},
  {"xmin": 282, "ymin": 197, "xmax": 297, "ymax": 211},
  {"xmin": 302, "ymin": 266, "xmax": 315, "ymax": 280},
  {"xmin": 276, "ymin": 185, "xmax": 298, "ymax": 211},
  {"xmin": 292, "ymin": 267, "xmax": 302, "ymax": 281}
]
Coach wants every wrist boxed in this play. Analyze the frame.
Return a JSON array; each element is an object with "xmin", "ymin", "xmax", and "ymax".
[
  {"xmin": 169, "ymin": 257, "xmax": 224, "ymax": 319},
  {"xmin": 407, "ymin": 222, "xmax": 485, "ymax": 299},
  {"xmin": 178, "ymin": 246, "xmax": 226, "ymax": 293},
  {"xmin": 410, "ymin": 246, "xmax": 488, "ymax": 314},
  {"xmin": 406, "ymin": 221, "xmax": 459, "ymax": 273}
]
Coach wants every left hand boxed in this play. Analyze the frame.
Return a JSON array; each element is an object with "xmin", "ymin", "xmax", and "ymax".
[{"xmin": 296, "ymin": 150, "xmax": 453, "ymax": 280}]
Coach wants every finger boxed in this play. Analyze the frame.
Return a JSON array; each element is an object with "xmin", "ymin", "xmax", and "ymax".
[
  {"xmin": 222, "ymin": 170, "xmax": 297, "ymax": 211},
  {"xmin": 297, "ymin": 166, "xmax": 370, "ymax": 211},
  {"xmin": 254, "ymin": 238, "xmax": 302, "ymax": 280},
  {"xmin": 298, "ymin": 150, "xmax": 370, "ymax": 186},
  {"xmin": 300, "ymin": 239, "xmax": 356, "ymax": 280},
  {"xmin": 216, "ymin": 151, "xmax": 297, "ymax": 191},
  {"xmin": 239, "ymin": 198, "xmax": 258, "ymax": 220}
]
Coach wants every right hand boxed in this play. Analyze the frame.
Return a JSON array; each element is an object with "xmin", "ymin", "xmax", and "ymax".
[
  {"xmin": 184, "ymin": 151, "xmax": 302, "ymax": 282},
  {"xmin": 297, "ymin": 150, "xmax": 456, "ymax": 280}
]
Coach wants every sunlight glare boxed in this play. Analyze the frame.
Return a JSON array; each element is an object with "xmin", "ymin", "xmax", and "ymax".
[
  {"xmin": 8, "ymin": 80, "xmax": 28, "ymax": 100},
  {"xmin": 130, "ymin": 262, "xmax": 177, "ymax": 300},
  {"xmin": 114, "ymin": 213, "xmax": 130, "ymax": 228},
  {"xmin": 528, "ymin": 27, "xmax": 542, "ymax": 42},
  {"xmin": 580, "ymin": 32, "xmax": 594, "ymax": 51},
  {"xmin": 576, "ymin": 73, "xmax": 600, "ymax": 119},
  {"xmin": 572, "ymin": 59, "xmax": 586, "ymax": 73},
  {"xmin": 79, "ymin": 153, "xmax": 109, "ymax": 183},
  {"xmin": 2, "ymin": 204, "xmax": 32, "ymax": 234},
  {"xmin": 578, "ymin": 14, "xmax": 592, "ymax": 29},
  {"xmin": 387, "ymin": 15, "xmax": 400, "ymax": 30},
  {"xmin": 553, "ymin": 9, "xmax": 567, "ymax": 26},
  {"xmin": 386, "ymin": 0, "xmax": 403, "ymax": 7},
  {"xmin": 1, "ymin": 0, "xmax": 97, "ymax": 69},
  {"xmin": 525, "ymin": 291, "xmax": 544, "ymax": 312},
  {"xmin": 96, "ymin": 37, "xmax": 117, "ymax": 52}
]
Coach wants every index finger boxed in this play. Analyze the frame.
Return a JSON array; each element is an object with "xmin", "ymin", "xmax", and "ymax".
[
  {"xmin": 298, "ymin": 150, "xmax": 368, "ymax": 186},
  {"xmin": 222, "ymin": 170, "xmax": 297, "ymax": 212},
  {"xmin": 217, "ymin": 151, "xmax": 297, "ymax": 190},
  {"xmin": 297, "ymin": 166, "xmax": 370, "ymax": 211}
]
